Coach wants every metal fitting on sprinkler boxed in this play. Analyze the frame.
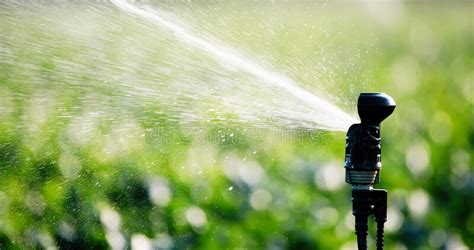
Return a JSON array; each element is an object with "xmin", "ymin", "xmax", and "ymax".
[{"xmin": 344, "ymin": 93, "xmax": 396, "ymax": 250}]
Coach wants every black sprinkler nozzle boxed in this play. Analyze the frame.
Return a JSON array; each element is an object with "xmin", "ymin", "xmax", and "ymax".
[
  {"xmin": 358, "ymin": 92, "xmax": 396, "ymax": 127},
  {"xmin": 344, "ymin": 92, "xmax": 396, "ymax": 250},
  {"xmin": 344, "ymin": 93, "xmax": 396, "ymax": 189}
]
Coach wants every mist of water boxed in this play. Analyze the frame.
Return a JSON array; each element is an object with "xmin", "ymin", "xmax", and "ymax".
[
  {"xmin": 110, "ymin": 0, "xmax": 357, "ymax": 131},
  {"xmin": 0, "ymin": 0, "xmax": 358, "ymax": 144}
]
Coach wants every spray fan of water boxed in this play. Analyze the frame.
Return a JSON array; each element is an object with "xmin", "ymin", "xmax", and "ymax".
[{"xmin": 0, "ymin": 1, "xmax": 357, "ymax": 142}]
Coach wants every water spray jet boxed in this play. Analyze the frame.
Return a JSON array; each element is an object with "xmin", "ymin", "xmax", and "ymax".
[
  {"xmin": 344, "ymin": 93, "xmax": 396, "ymax": 250},
  {"xmin": 111, "ymin": 0, "xmax": 357, "ymax": 131}
]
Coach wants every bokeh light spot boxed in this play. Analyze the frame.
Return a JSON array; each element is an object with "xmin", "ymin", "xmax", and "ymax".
[
  {"xmin": 250, "ymin": 189, "xmax": 273, "ymax": 211},
  {"xmin": 405, "ymin": 142, "xmax": 430, "ymax": 177}
]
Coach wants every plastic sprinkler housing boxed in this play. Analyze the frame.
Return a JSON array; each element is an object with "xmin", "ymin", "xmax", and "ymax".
[
  {"xmin": 344, "ymin": 93, "xmax": 396, "ymax": 190},
  {"xmin": 344, "ymin": 92, "xmax": 396, "ymax": 250}
]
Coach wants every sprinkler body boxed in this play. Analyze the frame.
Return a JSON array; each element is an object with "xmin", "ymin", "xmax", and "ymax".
[{"xmin": 344, "ymin": 93, "xmax": 395, "ymax": 250}]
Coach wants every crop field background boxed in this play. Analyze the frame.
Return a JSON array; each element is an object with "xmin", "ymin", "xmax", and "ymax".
[{"xmin": 0, "ymin": 1, "xmax": 472, "ymax": 249}]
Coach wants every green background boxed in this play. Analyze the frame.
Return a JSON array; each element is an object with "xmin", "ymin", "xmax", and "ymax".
[{"xmin": 0, "ymin": 1, "xmax": 472, "ymax": 249}]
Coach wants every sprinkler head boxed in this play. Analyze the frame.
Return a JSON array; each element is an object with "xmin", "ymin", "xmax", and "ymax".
[
  {"xmin": 344, "ymin": 92, "xmax": 396, "ymax": 189},
  {"xmin": 358, "ymin": 93, "xmax": 396, "ymax": 126}
]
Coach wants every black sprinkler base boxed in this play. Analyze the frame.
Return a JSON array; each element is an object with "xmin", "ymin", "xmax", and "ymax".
[{"xmin": 352, "ymin": 189, "xmax": 387, "ymax": 250}]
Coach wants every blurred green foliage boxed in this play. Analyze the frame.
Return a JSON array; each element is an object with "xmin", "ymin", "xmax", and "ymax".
[{"xmin": 0, "ymin": 1, "xmax": 473, "ymax": 249}]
